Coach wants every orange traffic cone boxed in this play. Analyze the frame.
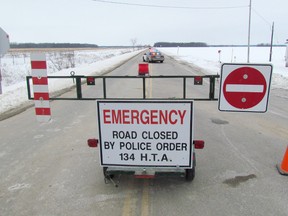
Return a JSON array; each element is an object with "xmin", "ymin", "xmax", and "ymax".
[{"xmin": 276, "ymin": 146, "xmax": 288, "ymax": 176}]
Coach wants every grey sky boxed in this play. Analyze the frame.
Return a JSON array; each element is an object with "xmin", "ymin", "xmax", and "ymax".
[{"xmin": 1, "ymin": 0, "xmax": 287, "ymax": 46}]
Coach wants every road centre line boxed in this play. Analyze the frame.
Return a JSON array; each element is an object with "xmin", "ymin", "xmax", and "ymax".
[
  {"xmin": 149, "ymin": 63, "xmax": 152, "ymax": 98},
  {"xmin": 141, "ymin": 180, "xmax": 150, "ymax": 216},
  {"xmin": 122, "ymin": 63, "xmax": 152, "ymax": 216},
  {"xmin": 149, "ymin": 75, "xmax": 153, "ymax": 98},
  {"xmin": 121, "ymin": 179, "xmax": 150, "ymax": 216},
  {"xmin": 122, "ymin": 179, "xmax": 135, "ymax": 216},
  {"xmin": 122, "ymin": 191, "xmax": 133, "ymax": 216},
  {"xmin": 146, "ymin": 63, "xmax": 152, "ymax": 98}
]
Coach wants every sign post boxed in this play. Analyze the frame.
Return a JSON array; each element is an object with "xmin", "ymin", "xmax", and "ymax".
[
  {"xmin": 97, "ymin": 100, "xmax": 194, "ymax": 168},
  {"xmin": 285, "ymin": 40, "xmax": 288, "ymax": 67},
  {"xmin": 219, "ymin": 63, "xmax": 272, "ymax": 112}
]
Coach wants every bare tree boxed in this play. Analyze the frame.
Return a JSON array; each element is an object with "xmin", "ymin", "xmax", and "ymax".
[{"xmin": 130, "ymin": 38, "xmax": 137, "ymax": 50}]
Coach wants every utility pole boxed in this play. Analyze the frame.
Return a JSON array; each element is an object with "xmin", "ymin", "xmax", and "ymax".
[
  {"xmin": 269, "ymin": 22, "xmax": 274, "ymax": 62},
  {"xmin": 247, "ymin": 0, "xmax": 252, "ymax": 63},
  {"xmin": 285, "ymin": 39, "xmax": 288, "ymax": 67}
]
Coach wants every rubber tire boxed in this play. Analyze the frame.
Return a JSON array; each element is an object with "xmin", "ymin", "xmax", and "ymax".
[
  {"xmin": 185, "ymin": 153, "xmax": 196, "ymax": 181},
  {"xmin": 185, "ymin": 167, "xmax": 195, "ymax": 181}
]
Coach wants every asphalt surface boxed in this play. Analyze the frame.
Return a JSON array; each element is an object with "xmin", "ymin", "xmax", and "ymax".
[{"xmin": 0, "ymin": 52, "xmax": 288, "ymax": 216}]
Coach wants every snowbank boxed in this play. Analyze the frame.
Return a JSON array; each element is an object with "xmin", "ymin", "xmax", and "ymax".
[
  {"xmin": 0, "ymin": 48, "xmax": 143, "ymax": 116},
  {"xmin": 159, "ymin": 47, "xmax": 288, "ymax": 90},
  {"xmin": 1, "ymin": 46, "xmax": 287, "ymax": 118}
]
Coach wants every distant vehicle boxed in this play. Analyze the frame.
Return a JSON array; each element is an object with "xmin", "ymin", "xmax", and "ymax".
[{"xmin": 143, "ymin": 50, "xmax": 164, "ymax": 63}]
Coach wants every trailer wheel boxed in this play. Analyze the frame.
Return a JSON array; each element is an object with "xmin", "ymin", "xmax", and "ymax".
[
  {"xmin": 185, "ymin": 167, "xmax": 195, "ymax": 181},
  {"xmin": 185, "ymin": 153, "xmax": 196, "ymax": 181}
]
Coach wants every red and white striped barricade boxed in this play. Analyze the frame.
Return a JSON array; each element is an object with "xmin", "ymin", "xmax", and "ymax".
[{"xmin": 30, "ymin": 53, "xmax": 51, "ymax": 122}]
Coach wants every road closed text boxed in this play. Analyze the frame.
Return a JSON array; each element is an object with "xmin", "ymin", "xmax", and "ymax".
[
  {"xmin": 105, "ymin": 130, "xmax": 187, "ymax": 151},
  {"xmin": 103, "ymin": 130, "xmax": 188, "ymax": 164},
  {"xmin": 103, "ymin": 109, "xmax": 187, "ymax": 125}
]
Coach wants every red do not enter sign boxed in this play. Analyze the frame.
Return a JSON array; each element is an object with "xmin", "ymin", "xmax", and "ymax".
[
  {"xmin": 219, "ymin": 64, "xmax": 272, "ymax": 113},
  {"xmin": 223, "ymin": 67, "xmax": 266, "ymax": 109}
]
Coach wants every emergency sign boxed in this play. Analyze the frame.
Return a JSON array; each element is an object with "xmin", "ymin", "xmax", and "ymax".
[{"xmin": 97, "ymin": 100, "xmax": 194, "ymax": 168}]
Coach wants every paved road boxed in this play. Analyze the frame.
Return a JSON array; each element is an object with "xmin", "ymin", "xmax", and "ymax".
[{"xmin": 0, "ymin": 52, "xmax": 288, "ymax": 216}]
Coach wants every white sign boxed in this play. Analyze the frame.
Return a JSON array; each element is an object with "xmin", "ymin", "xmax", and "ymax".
[
  {"xmin": 97, "ymin": 100, "xmax": 194, "ymax": 168},
  {"xmin": 0, "ymin": 27, "xmax": 10, "ymax": 55},
  {"xmin": 219, "ymin": 63, "xmax": 272, "ymax": 113}
]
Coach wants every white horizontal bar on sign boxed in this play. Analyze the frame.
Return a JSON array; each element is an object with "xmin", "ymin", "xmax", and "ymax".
[
  {"xmin": 33, "ymin": 85, "xmax": 49, "ymax": 93},
  {"xmin": 34, "ymin": 100, "xmax": 50, "ymax": 108},
  {"xmin": 32, "ymin": 69, "xmax": 48, "ymax": 77},
  {"xmin": 31, "ymin": 53, "xmax": 46, "ymax": 61},
  {"xmin": 36, "ymin": 115, "xmax": 51, "ymax": 122},
  {"xmin": 226, "ymin": 84, "xmax": 264, "ymax": 93}
]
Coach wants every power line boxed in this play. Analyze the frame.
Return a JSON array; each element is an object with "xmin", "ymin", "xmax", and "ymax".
[
  {"xmin": 251, "ymin": 8, "xmax": 283, "ymax": 44},
  {"xmin": 92, "ymin": 0, "xmax": 248, "ymax": 10},
  {"xmin": 252, "ymin": 8, "xmax": 272, "ymax": 29}
]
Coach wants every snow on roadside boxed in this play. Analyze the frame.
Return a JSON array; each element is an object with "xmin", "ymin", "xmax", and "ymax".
[
  {"xmin": 159, "ymin": 47, "xmax": 288, "ymax": 90},
  {"xmin": 0, "ymin": 49, "xmax": 143, "ymax": 115},
  {"xmin": 1, "ymin": 46, "xmax": 288, "ymax": 117}
]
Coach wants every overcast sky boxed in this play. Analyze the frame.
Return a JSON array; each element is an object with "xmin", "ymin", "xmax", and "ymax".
[{"xmin": 1, "ymin": 0, "xmax": 287, "ymax": 46}]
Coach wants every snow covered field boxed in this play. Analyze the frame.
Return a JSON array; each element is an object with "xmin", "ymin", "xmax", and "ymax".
[
  {"xmin": 159, "ymin": 46, "xmax": 288, "ymax": 89},
  {"xmin": 0, "ymin": 46, "xmax": 287, "ymax": 116},
  {"xmin": 0, "ymin": 48, "xmax": 142, "ymax": 115}
]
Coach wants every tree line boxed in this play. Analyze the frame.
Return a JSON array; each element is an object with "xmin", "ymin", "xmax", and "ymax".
[
  {"xmin": 154, "ymin": 42, "xmax": 208, "ymax": 47},
  {"xmin": 10, "ymin": 43, "xmax": 98, "ymax": 49},
  {"xmin": 153, "ymin": 42, "xmax": 285, "ymax": 47}
]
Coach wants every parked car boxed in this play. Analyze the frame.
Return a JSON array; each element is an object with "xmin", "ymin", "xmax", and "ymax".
[{"xmin": 143, "ymin": 50, "xmax": 164, "ymax": 63}]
